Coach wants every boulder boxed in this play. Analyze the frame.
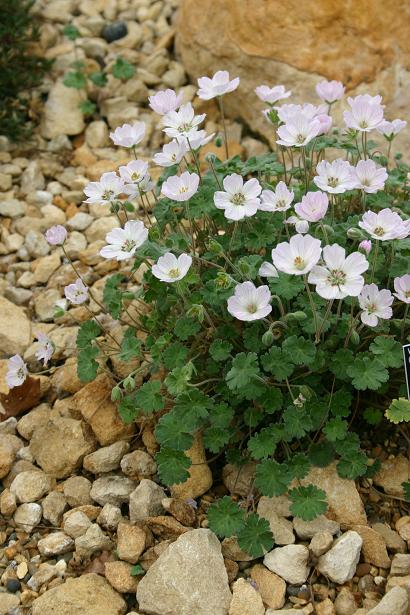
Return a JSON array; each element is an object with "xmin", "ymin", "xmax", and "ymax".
[
  {"xmin": 170, "ymin": 433, "xmax": 212, "ymax": 499},
  {"xmin": 41, "ymin": 81, "xmax": 85, "ymax": 139},
  {"xmin": 317, "ymin": 530, "xmax": 362, "ymax": 584},
  {"xmin": 263, "ymin": 545, "xmax": 310, "ymax": 584},
  {"xmin": 0, "ymin": 296, "xmax": 31, "ymax": 354}
]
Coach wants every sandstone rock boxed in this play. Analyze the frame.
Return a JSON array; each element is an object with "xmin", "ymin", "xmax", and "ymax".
[
  {"xmin": 129, "ymin": 479, "xmax": 166, "ymax": 522},
  {"xmin": 334, "ymin": 587, "xmax": 357, "ymax": 615},
  {"xmin": 316, "ymin": 599, "xmax": 336, "ymax": 615},
  {"xmin": 257, "ymin": 502, "xmax": 295, "ymax": 545},
  {"xmin": 170, "ymin": 433, "xmax": 212, "ymax": 499},
  {"xmin": 63, "ymin": 510, "xmax": 93, "ymax": 538},
  {"xmin": 0, "ymin": 489, "xmax": 17, "ymax": 516},
  {"xmin": 352, "ymin": 525, "xmax": 391, "ymax": 568},
  {"xmin": 120, "ymin": 449, "xmax": 157, "ymax": 478},
  {"xmin": 317, "ymin": 530, "xmax": 362, "ymax": 584},
  {"xmin": 42, "ymin": 491, "xmax": 67, "ymax": 525},
  {"xmin": 85, "ymin": 121, "xmax": 109, "ymax": 148},
  {"xmin": 90, "ymin": 476, "xmax": 135, "ymax": 506},
  {"xmin": 63, "ymin": 475, "xmax": 92, "ymax": 507},
  {"xmin": 30, "ymin": 417, "xmax": 96, "ymax": 478},
  {"xmin": 391, "ymin": 554, "xmax": 410, "ymax": 575},
  {"xmin": 373, "ymin": 455, "xmax": 410, "ymax": 497},
  {"xmin": 263, "ymin": 544, "xmax": 310, "ymax": 584},
  {"xmin": 41, "ymin": 81, "xmax": 85, "ymax": 139},
  {"xmin": 145, "ymin": 515, "xmax": 189, "ymax": 540},
  {"xmin": 0, "ymin": 439, "xmax": 16, "ymax": 479},
  {"xmin": 372, "ymin": 522, "xmax": 406, "ymax": 553},
  {"xmin": 137, "ymin": 529, "xmax": 232, "ymax": 615},
  {"xmin": 250, "ymin": 563, "xmax": 286, "ymax": 610},
  {"xmin": 51, "ymin": 358, "xmax": 83, "ymax": 394},
  {"xmin": 34, "ymin": 288, "xmax": 61, "ymax": 321},
  {"xmin": 309, "ymin": 531, "xmax": 334, "ymax": 557},
  {"xmin": 10, "ymin": 469, "xmax": 53, "ymax": 503},
  {"xmin": 221, "ymin": 536, "xmax": 254, "ymax": 561},
  {"xmin": 117, "ymin": 522, "xmax": 146, "ymax": 564},
  {"xmin": 0, "ymin": 296, "xmax": 31, "ymax": 354},
  {"xmin": 222, "ymin": 462, "xmax": 256, "ymax": 496},
  {"xmin": 229, "ymin": 577, "xmax": 265, "ymax": 615},
  {"xmin": 31, "ymin": 573, "xmax": 127, "ymax": 615},
  {"xmin": 33, "ymin": 252, "xmax": 61, "ymax": 284},
  {"xmin": 293, "ymin": 515, "xmax": 340, "ymax": 539},
  {"xmin": 75, "ymin": 523, "xmax": 113, "ymax": 556},
  {"xmin": 38, "ymin": 531, "xmax": 74, "ymax": 556},
  {"xmin": 83, "ymin": 441, "xmax": 130, "ymax": 474},
  {"xmin": 71, "ymin": 374, "xmax": 134, "ymax": 446},
  {"xmin": 17, "ymin": 403, "xmax": 51, "ymax": 440},
  {"xmin": 0, "ymin": 593, "xmax": 20, "ymax": 614},
  {"xmin": 13, "ymin": 502, "xmax": 42, "ymax": 531},
  {"xmin": 367, "ymin": 586, "xmax": 408, "ymax": 615},
  {"xmin": 163, "ymin": 497, "xmax": 196, "ymax": 526},
  {"xmin": 105, "ymin": 561, "xmax": 139, "ymax": 593},
  {"xmin": 257, "ymin": 495, "xmax": 292, "ymax": 518},
  {"xmin": 97, "ymin": 503, "xmax": 123, "ymax": 531}
]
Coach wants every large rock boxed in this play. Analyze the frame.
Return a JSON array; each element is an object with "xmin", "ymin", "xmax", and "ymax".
[
  {"xmin": 176, "ymin": 0, "xmax": 410, "ymax": 154},
  {"xmin": 137, "ymin": 529, "xmax": 232, "ymax": 615},
  {"xmin": 41, "ymin": 81, "xmax": 85, "ymax": 139},
  {"xmin": 263, "ymin": 545, "xmax": 310, "ymax": 585},
  {"xmin": 317, "ymin": 530, "xmax": 362, "ymax": 584},
  {"xmin": 31, "ymin": 573, "xmax": 127, "ymax": 615},
  {"xmin": 229, "ymin": 577, "xmax": 265, "ymax": 615},
  {"xmin": 170, "ymin": 433, "xmax": 212, "ymax": 499},
  {"xmin": 0, "ymin": 296, "xmax": 31, "ymax": 354},
  {"xmin": 373, "ymin": 455, "xmax": 410, "ymax": 498},
  {"xmin": 367, "ymin": 586, "xmax": 409, "ymax": 615}
]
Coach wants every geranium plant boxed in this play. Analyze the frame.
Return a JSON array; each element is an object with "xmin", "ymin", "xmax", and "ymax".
[{"xmin": 10, "ymin": 75, "xmax": 410, "ymax": 557}]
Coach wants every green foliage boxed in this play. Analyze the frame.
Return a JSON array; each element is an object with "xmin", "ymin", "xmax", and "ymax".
[
  {"xmin": 112, "ymin": 57, "xmax": 135, "ymax": 81},
  {"xmin": 130, "ymin": 564, "xmax": 145, "ymax": 576},
  {"xmin": 63, "ymin": 71, "xmax": 87, "ymax": 89},
  {"xmin": 289, "ymin": 485, "xmax": 328, "ymax": 521},
  {"xmin": 226, "ymin": 353, "xmax": 260, "ymax": 391},
  {"xmin": 156, "ymin": 448, "xmax": 191, "ymax": 484},
  {"xmin": 207, "ymin": 497, "xmax": 245, "ymax": 538},
  {"xmin": 134, "ymin": 381, "xmax": 165, "ymax": 414},
  {"xmin": 385, "ymin": 398, "xmax": 410, "ymax": 424},
  {"xmin": 237, "ymin": 514, "xmax": 274, "ymax": 557},
  {"xmin": 402, "ymin": 482, "xmax": 410, "ymax": 503}
]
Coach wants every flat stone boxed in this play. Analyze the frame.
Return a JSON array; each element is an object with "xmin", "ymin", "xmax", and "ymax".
[
  {"xmin": 309, "ymin": 531, "xmax": 334, "ymax": 557},
  {"xmin": 372, "ymin": 522, "xmax": 406, "ymax": 553},
  {"xmin": 129, "ymin": 479, "xmax": 166, "ymax": 522},
  {"xmin": 391, "ymin": 554, "xmax": 410, "ymax": 575},
  {"xmin": 14, "ymin": 502, "xmax": 42, "ymax": 531},
  {"xmin": 0, "ymin": 296, "xmax": 31, "ymax": 354},
  {"xmin": 317, "ymin": 530, "xmax": 362, "ymax": 584},
  {"xmin": 38, "ymin": 531, "xmax": 74, "ymax": 556},
  {"xmin": 293, "ymin": 515, "xmax": 340, "ymax": 539},
  {"xmin": 63, "ymin": 476, "xmax": 92, "ymax": 507},
  {"xmin": 83, "ymin": 441, "xmax": 130, "ymax": 474},
  {"xmin": 250, "ymin": 563, "xmax": 286, "ymax": 610},
  {"xmin": 41, "ymin": 80, "xmax": 85, "ymax": 138},
  {"xmin": 117, "ymin": 522, "xmax": 146, "ymax": 564},
  {"xmin": 229, "ymin": 577, "xmax": 265, "ymax": 615},
  {"xmin": 263, "ymin": 544, "xmax": 310, "ymax": 584},
  {"xmin": 105, "ymin": 561, "xmax": 139, "ymax": 593},
  {"xmin": 0, "ymin": 593, "xmax": 20, "ymax": 614},
  {"xmin": 367, "ymin": 586, "xmax": 408, "ymax": 615},
  {"xmin": 352, "ymin": 525, "xmax": 391, "ymax": 569},
  {"xmin": 90, "ymin": 476, "xmax": 135, "ymax": 506}
]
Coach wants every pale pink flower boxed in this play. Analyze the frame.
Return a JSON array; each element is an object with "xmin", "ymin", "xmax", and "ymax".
[
  {"xmin": 227, "ymin": 281, "xmax": 272, "ymax": 322},
  {"xmin": 295, "ymin": 191, "xmax": 329, "ymax": 222},
  {"xmin": 124, "ymin": 174, "xmax": 155, "ymax": 198},
  {"xmin": 6, "ymin": 355, "xmax": 28, "ymax": 389},
  {"xmin": 359, "ymin": 240, "xmax": 372, "ymax": 254},
  {"xmin": 214, "ymin": 174, "xmax": 261, "ymax": 221},
  {"xmin": 84, "ymin": 172, "xmax": 124, "ymax": 205},
  {"xmin": 314, "ymin": 159, "xmax": 357, "ymax": 194},
  {"xmin": 197, "ymin": 70, "xmax": 239, "ymax": 100},
  {"xmin": 183, "ymin": 130, "xmax": 215, "ymax": 150},
  {"xmin": 316, "ymin": 80, "xmax": 345, "ymax": 104},
  {"xmin": 358, "ymin": 284, "xmax": 393, "ymax": 327},
  {"xmin": 277, "ymin": 115, "xmax": 322, "ymax": 147},
  {"xmin": 259, "ymin": 181, "xmax": 294, "ymax": 213},
  {"xmin": 271, "ymin": 234, "xmax": 322, "ymax": 275},
  {"xmin": 358, "ymin": 209, "xmax": 407, "ymax": 241},
  {"xmin": 118, "ymin": 160, "xmax": 149, "ymax": 184},
  {"xmin": 277, "ymin": 103, "xmax": 327, "ymax": 123},
  {"xmin": 110, "ymin": 121, "xmax": 146, "ymax": 148},
  {"xmin": 343, "ymin": 94, "xmax": 384, "ymax": 132},
  {"xmin": 377, "ymin": 119, "xmax": 407, "ymax": 139},
  {"xmin": 153, "ymin": 140, "xmax": 188, "ymax": 167},
  {"xmin": 316, "ymin": 113, "xmax": 333, "ymax": 135},
  {"xmin": 286, "ymin": 215, "xmax": 310, "ymax": 234},
  {"xmin": 45, "ymin": 225, "xmax": 67, "ymax": 245},
  {"xmin": 308, "ymin": 244, "xmax": 368, "ymax": 299},
  {"xmin": 394, "ymin": 275, "xmax": 410, "ymax": 304},
  {"xmin": 258, "ymin": 262, "xmax": 279, "ymax": 278},
  {"xmin": 162, "ymin": 103, "xmax": 206, "ymax": 140},
  {"xmin": 255, "ymin": 85, "xmax": 291, "ymax": 105},
  {"xmin": 64, "ymin": 278, "xmax": 89, "ymax": 304},
  {"xmin": 35, "ymin": 333, "xmax": 54, "ymax": 366},
  {"xmin": 351, "ymin": 160, "xmax": 388, "ymax": 194},
  {"xmin": 100, "ymin": 220, "xmax": 148, "ymax": 261},
  {"xmin": 152, "ymin": 252, "xmax": 192, "ymax": 283},
  {"xmin": 161, "ymin": 171, "xmax": 200, "ymax": 202},
  {"xmin": 148, "ymin": 89, "xmax": 183, "ymax": 115}
]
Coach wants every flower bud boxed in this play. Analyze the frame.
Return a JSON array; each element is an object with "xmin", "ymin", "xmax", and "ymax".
[
  {"xmin": 299, "ymin": 385, "xmax": 313, "ymax": 400},
  {"xmin": 358, "ymin": 239, "xmax": 372, "ymax": 254},
  {"xmin": 285, "ymin": 311, "xmax": 307, "ymax": 322},
  {"xmin": 187, "ymin": 304, "xmax": 205, "ymax": 323},
  {"xmin": 208, "ymin": 239, "xmax": 223, "ymax": 254},
  {"xmin": 322, "ymin": 224, "xmax": 335, "ymax": 236},
  {"xmin": 215, "ymin": 272, "xmax": 232, "ymax": 289},
  {"xmin": 347, "ymin": 227, "xmax": 366, "ymax": 240},
  {"xmin": 214, "ymin": 136, "xmax": 223, "ymax": 148},
  {"xmin": 267, "ymin": 108, "xmax": 279, "ymax": 124},
  {"xmin": 111, "ymin": 386, "xmax": 122, "ymax": 402},
  {"xmin": 238, "ymin": 260, "xmax": 251, "ymax": 276},
  {"xmin": 123, "ymin": 375, "xmax": 135, "ymax": 392},
  {"xmin": 350, "ymin": 330, "xmax": 360, "ymax": 345},
  {"xmin": 262, "ymin": 329, "xmax": 274, "ymax": 346}
]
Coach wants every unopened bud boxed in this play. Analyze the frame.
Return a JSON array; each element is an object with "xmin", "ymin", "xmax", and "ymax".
[
  {"xmin": 285, "ymin": 311, "xmax": 307, "ymax": 322},
  {"xmin": 358, "ymin": 239, "xmax": 372, "ymax": 254},
  {"xmin": 299, "ymin": 385, "xmax": 313, "ymax": 400},
  {"xmin": 215, "ymin": 272, "xmax": 232, "ymax": 289},
  {"xmin": 215, "ymin": 136, "xmax": 223, "ymax": 147},
  {"xmin": 350, "ymin": 330, "xmax": 360, "ymax": 345},
  {"xmin": 187, "ymin": 304, "xmax": 205, "ymax": 323},
  {"xmin": 111, "ymin": 386, "xmax": 122, "ymax": 402},
  {"xmin": 238, "ymin": 260, "xmax": 251, "ymax": 276},
  {"xmin": 208, "ymin": 239, "xmax": 223, "ymax": 254},
  {"xmin": 123, "ymin": 375, "xmax": 135, "ymax": 392},
  {"xmin": 267, "ymin": 108, "xmax": 279, "ymax": 125},
  {"xmin": 262, "ymin": 329, "xmax": 274, "ymax": 347},
  {"xmin": 347, "ymin": 227, "xmax": 366, "ymax": 240},
  {"xmin": 322, "ymin": 224, "xmax": 335, "ymax": 236}
]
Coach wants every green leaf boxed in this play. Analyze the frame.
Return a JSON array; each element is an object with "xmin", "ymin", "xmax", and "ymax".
[
  {"xmin": 155, "ymin": 411, "xmax": 194, "ymax": 451},
  {"xmin": 174, "ymin": 317, "xmax": 201, "ymax": 341},
  {"xmin": 79, "ymin": 100, "xmax": 96, "ymax": 116},
  {"xmin": 363, "ymin": 407, "xmax": 383, "ymax": 426},
  {"xmin": 134, "ymin": 381, "xmax": 164, "ymax": 414},
  {"xmin": 207, "ymin": 496, "xmax": 245, "ymax": 538},
  {"xmin": 103, "ymin": 274, "xmax": 124, "ymax": 319},
  {"xmin": 226, "ymin": 353, "xmax": 260, "ymax": 391},
  {"xmin": 255, "ymin": 460, "xmax": 292, "ymax": 496},
  {"xmin": 237, "ymin": 514, "xmax": 274, "ymax": 558},
  {"xmin": 323, "ymin": 417, "xmax": 348, "ymax": 442},
  {"xmin": 130, "ymin": 564, "xmax": 145, "ymax": 576},
  {"xmin": 369, "ymin": 336, "xmax": 403, "ymax": 368},
  {"xmin": 203, "ymin": 426, "xmax": 231, "ymax": 453},
  {"xmin": 261, "ymin": 347, "xmax": 294, "ymax": 381},
  {"xmin": 89, "ymin": 72, "xmax": 108, "ymax": 87},
  {"xmin": 119, "ymin": 327, "xmax": 141, "ymax": 361},
  {"xmin": 346, "ymin": 355, "xmax": 389, "ymax": 390},
  {"xmin": 289, "ymin": 485, "xmax": 328, "ymax": 521},
  {"xmin": 283, "ymin": 406, "xmax": 313, "ymax": 439},
  {"xmin": 162, "ymin": 341, "xmax": 189, "ymax": 369},
  {"xmin": 402, "ymin": 481, "xmax": 410, "ymax": 503},
  {"xmin": 77, "ymin": 346, "xmax": 99, "ymax": 382},
  {"xmin": 77, "ymin": 320, "xmax": 101, "ymax": 349},
  {"xmin": 63, "ymin": 70, "xmax": 86, "ymax": 89},
  {"xmin": 164, "ymin": 363, "xmax": 195, "ymax": 395},
  {"xmin": 248, "ymin": 426, "xmax": 280, "ymax": 460},
  {"xmin": 118, "ymin": 395, "xmax": 138, "ymax": 424},
  {"xmin": 269, "ymin": 273, "xmax": 304, "ymax": 300},
  {"xmin": 308, "ymin": 441, "xmax": 335, "ymax": 468},
  {"xmin": 282, "ymin": 335, "xmax": 316, "ymax": 365},
  {"xmin": 112, "ymin": 57, "xmax": 135, "ymax": 81},
  {"xmin": 385, "ymin": 398, "xmax": 410, "ymax": 424},
  {"xmin": 156, "ymin": 448, "xmax": 191, "ymax": 485},
  {"xmin": 287, "ymin": 453, "xmax": 311, "ymax": 480},
  {"xmin": 63, "ymin": 24, "xmax": 80, "ymax": 40},
  {"xmin": 337, "ymin": 451, "xmax": 368, "ymax": 479},
  {"xmin": 330, "ymin": 348, "xmax": 355, "ymax": 381},
  {"xmin": 209, "ymin": 339, "xmax": 233, "ymax": 362}
]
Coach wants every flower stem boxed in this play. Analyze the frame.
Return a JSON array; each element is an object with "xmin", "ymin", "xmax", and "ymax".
[
  {"xmin": 370, "ymin": 239, "xmax": 379, "ymax": 283},
  {"xmin": 304, "ymin": 275, "xmax": 319, "ymax": 340},
  {"xmin": 401, "ymin": 304, "xmax": 409, "ymax": 342},
  {"xmin": 217, "ymin": 96, "xmax": 229, "ymax": 160}
]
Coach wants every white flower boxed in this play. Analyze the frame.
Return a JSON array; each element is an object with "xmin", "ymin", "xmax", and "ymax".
[
  {"xmin": 214, "ymin": 173, "xmax": 261, "ymax": 221},
  {"xmin": 295, "ymin": 191, "xmax": 329, "ymax": 222},
  {"xmin": 377, "ymin": 119, "xmax": 407, "ymax": 139},
  {"xmin": 255, "ymin": 85, "xmax": 291, "ymax": 105},
  {"xmin": 161, "ymin": 171, "xmax": 200, "ymax": 202},
  {"xmin": 148, "ymin": 89, "xmax": 183, "ymax": 115},
  {"xmin": 45, "ymin": 225, "xmax": 67, "ymax": 245},
  {"xmin": 118, "ymin": 160, "xmax": 149, "ymax": 184},
  {"xmin": 110, "ymin": 121, "xmax": 146, "ymax": 148},
  {"xmin": 124, "ymin": 174, "xmax": 155, "ymax": 198},
  {"xmin": 6, "ymin": 355, "xmax": 28, "ymax": 389},
  {"xmin": 358, "ymin": 284, "xmax": 393, "ymax": 326},
  {"xmin": 83, "ymin": 172, "xmax": 124, "ymax": 205},
  {"xmin": 351, "ymin": 160, "xmax": 388, "ymax": 194},
  {"xmin": 314, "ymin": 159, "xmax": 357, "ymax": 194},
  {"xmin": 153, "ymin": 140, "xmax": 188, "ymax": 167},
  {"xmin": 182, "ymin": 130, "xmax": 215, "ymax": 150},
  {"xmin": 35, "ymin": 333, "xmax": 54, "ymax": 366},
  {"xmin": 227, "ymin": 281, "xmax": 272, "ymax": 322},
  {"xmin": 258, "ymin": 262, "xmax": 279, "ymax": 278},
  {"xmin": 394, "ymin": 275, "xmax": 410, "ymax": 304},
  {"xmin": 277, "ymin": 115, "xmax": 322, "ymax": 147},
  {"xmin": 64, "ymin": 278, "xmax": 89, "ymax": 304},
  {"xmin": 358, "ymin": 209, "xmax": 406, "ymax": 241},
  {"xmin": 271, "ymin": 234, "xmax": 322, "ymax": 276},
  {"xmin": 343, "ymin": 95, "xmax": 384, "ymax": 132},
  {"xmin": 100, "ymin": 220, "xmax": 148, "ymax": 261},
  {"xmin": 152, "ymin": 252, "xmax": 192, "ymax": 283},
  {"xmin": 277, "ymin": 103, "xmax": 327, "ymax": 123},
  {"xmin": 315, "ymin": 80, "xmax": 345, "ymax": 104},
  {"xmin": 162, "ymin": 103, "xmax": 206, "ymax": 140},
  {"xmin": 287, "ymin": 215, "xmax": 310, "ymax": 234},
  {"xmin": 259, "ymin": 181, "xmax": 294, "ymax": 213},
  {"xmin": 197, "ymin": 70, "xmax": 240, "ymax": 100},
  {"xmin": 308, "ymin": 244, "xmax": 368, "ymax": 299}
]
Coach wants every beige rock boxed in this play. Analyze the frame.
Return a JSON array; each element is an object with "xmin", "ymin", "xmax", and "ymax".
[
  {"xmin": 83, "ymin": 441, "xmax": 130, "ymax": 474},
  {"xmin": 117, "ymin": 522, "xmax": 146, "ymax": 564},
  {"xmin": 391, "ymin": 554, "xmax": 410, "ymax": 575},
  {"xmin": 14, "ymin": 502, "xmax": 42, "ymax": 531},
  {"xmin": 374, "ymin": 455, "xmax": 410, "ymax": 497},
  {"xmin": 42, "ymin": 491, "xmax": 67, "ymax": 525},
  {"xmin": 317, "ymin": 530, "xmax": 362, "ymax": 584},
  {"xmin": 71, "ymin": 374, "xmax": 134, "ymax": 446},
  {"xmin": 17, "ymin": 403, "xmax": 51, "ymax": 440},
  {"xmin": 372, "ymin": 522, "xmax": 406, "ymax": 553},
  {"xmin": 63, "ymin": 510, "xmax": 93, "ymax": 538},
  {"xmin": 352, "ymin": 525, "xmax": 391, "ymax": 568},
  {"xmin": 137, "ymin": 529, "xmax": 232, "ymax": 615},
  {"xmin": 0, "ymin": 488, "xmax": 17, "ymax": 516},
  {"xmin": 222, "ymin": 462, "xmax": 256, "ymax": 497},
  {"xmin": 397, "ymin": 516, "xmax": 410, "ymax": 542},
  {"xmin": 0, "ymin": 439, "xmax": 16, "ymax": 479},
  {"xmin": 0, "ymin": 593, "xmax": 20, "ymax": 615},
  {"xmin": 229, "ymin": 577, "xmax": 265, "ymax": 615},
  {"xmin": 90, "ymin": 476, "xmax": 135, "ymax": 507},
  {"xmin": 316, "ymin": 599, "xmax": 336, "ymax": 615},
  {"xmin": 334, "ymin": 587, "xmax": 357, "ymax": 615},
  {"xmin": 51, "ymin": 358, "xmax": 83, "ymax": 394},
  {"xmin": 309, "ymin": 531, "xmax": 334, "ymax": 557},
  {"xmin": 250, "ymin": 564, "xmax": 286, "ymax": 610},
  {"xmin": 41, "ymin": 81, "xmax": 85, "ymax": 139},
  {"xmin": 97, "ymin": 503, "xmax": 123, "ymax": 531},
  {"xmin": 105, "ymin": 561, "xmax": 139, "ymax": 593},
  {"xmin": 294, "ymin": 515, "xmax": 340, "ymax": 539},
  {"xmin": 63, "ymin": 476, "xmax": 92, "ymax": 507},
  {"xmin": 221, "ymin": 536, "xmax": 254, "ymax": 561},
  {"xmin": 120, "ymin": 449, "xmax": 157, "ymax": 478},
  {"xmin": 33, "ymin": 252, "xmax": 61, "ymax": 284},
  {"xmin": 257, "ymin": 501, "xmax": 295, "ymax": 545},
  {"xmin": 264, "ymin": 544, "xmax": 310, "ymax": 584},
  {"xmin": 75, "ymin": 523, "xmax": 113, "ymax": 557},
  {"xmin": 38, "ymin": 532, "xmax": 74, "ymax": 556},
  {"xmin": 129, "ymin": 478, "xmax": 166, "ymax": 523},
  {"xmin": 10, "ymin": 469, "xmax": 53, "ymax": 503},
  {"xmin": 31, "ymin": 573, "xmax": 127, "ymax": 615},
  {"xmin": 85, "ymin": 121, "xmax": 109, "ymax": 148},
  {"xmin": 0, "ymin": 296, "xmax": 31, "ymax": 354},
  {"xmin": 367, "ymin": 586, "xmax": 408, "ymax": 615},
  {"xmin": 170, "ymin": 433, "xmax": 212, "ymax": 499}
]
